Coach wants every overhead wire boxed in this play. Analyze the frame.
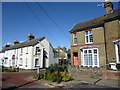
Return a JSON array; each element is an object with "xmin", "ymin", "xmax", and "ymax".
[
  {"xmin": 34, "ymin": 2, "xmax": 69, "ymax": 39},
  {"xmin": 25, "ymin": 2, "xmax": 55, "ymax": 39}
]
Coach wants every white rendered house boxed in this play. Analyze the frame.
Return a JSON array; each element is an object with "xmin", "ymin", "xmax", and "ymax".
[{"xmin": 0, "ymin": 34, "xmax": 58, "ymax": 69}]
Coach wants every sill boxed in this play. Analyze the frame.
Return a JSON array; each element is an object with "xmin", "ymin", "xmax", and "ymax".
[
  {"xmin": 35, "ymin": 66, "xmax": 39, "ymax": 67},
  {"xmin": 85, "ymin": 43, "xmax": 93, "ymax": 45}
]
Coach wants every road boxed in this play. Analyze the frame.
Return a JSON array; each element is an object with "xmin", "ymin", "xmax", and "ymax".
[
  {"xmin": 2, "ymin": 71, "xmax": 53, "ymax": 89},
  {"xmin": 1, "ymin": 71, "xmax": 119, "ymax": 90}
]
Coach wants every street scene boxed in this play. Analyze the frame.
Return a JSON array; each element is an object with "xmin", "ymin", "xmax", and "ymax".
[
  {"xmin": 1, "ymin": 70, "xmax": 119, "ymax": 89},
  {"xmin": 0, "ymin": 0, "xmax": 120, "ymax": 89}
]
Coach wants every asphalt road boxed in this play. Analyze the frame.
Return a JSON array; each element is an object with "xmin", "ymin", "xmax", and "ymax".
[{"xmin": 1, "ymin": 71, "xmax": 120, "ymax": 90}]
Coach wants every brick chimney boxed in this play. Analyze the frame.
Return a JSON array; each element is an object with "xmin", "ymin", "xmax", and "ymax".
[
  {"xmin": 28, "ymin": 33, "xmax": 35, "ymax": 40},
  {"xmin": 14, "ymin": 40, "xmax": 19, "ymax": 44},
  {"xmin": 5, "ymin": 43, "xmax": 10, "ymax": 47},
  {"xmin": 104, "ymin": 0, "xmax": 114, "ymax": 14}
]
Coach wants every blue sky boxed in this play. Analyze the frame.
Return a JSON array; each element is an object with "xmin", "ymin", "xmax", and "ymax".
[{"xmin": 2, "ymin": 2, "xmax": 119, "ymax": 49}]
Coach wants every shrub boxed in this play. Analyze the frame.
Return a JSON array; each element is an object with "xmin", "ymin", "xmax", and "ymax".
[
  {"xmin": 33, "ymin": 64, "xmax": 74, "ymax": 82},
  {"xmin": 4, "ymin": 69, "xmax": 16, "ymax": 72},
  {"xmin": 51, "ymin": 75, "xmax": 58, "ymax": 82}
]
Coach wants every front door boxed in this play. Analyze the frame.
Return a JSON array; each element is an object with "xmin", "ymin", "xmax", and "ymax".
[{"xmin": 73, "ymin": 52, "xmax": 78, "ymax": 66}]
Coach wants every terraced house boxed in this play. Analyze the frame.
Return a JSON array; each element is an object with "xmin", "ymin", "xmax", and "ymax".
[
  {"xmin": 0, "ymin": 34, "xmax": 58, "ymax": 69},
  {"xmin": 70, "ymin": 1, "xmax": 120, "ymax": 71}
]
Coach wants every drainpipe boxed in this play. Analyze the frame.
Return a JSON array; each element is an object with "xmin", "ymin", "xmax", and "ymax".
[{"xmin": 103, "ymin": 25, "xmax": 108, "ymax": 65}]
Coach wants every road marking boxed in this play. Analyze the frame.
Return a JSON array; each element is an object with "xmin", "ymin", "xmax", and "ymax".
[{"xmin": 27, "ymin": 79, "xmax": 55, "ymax": 88}]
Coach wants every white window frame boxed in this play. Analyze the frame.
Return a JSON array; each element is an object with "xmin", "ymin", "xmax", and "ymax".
[
  {"xmin": 85, "ymin": 30, "xmax": 93, "ymax": 44},
  {"xmin": 4, "ymin": 57, "xmax": 8, "ymax": 65},
  {"xmin": 82, "ymin": 48, "xmax": 99, "ymax": 67},
  {"xmin": 115, "ymin": 44, "xmax": 120, "ymax": 63},
  {"xmin": 73, "ymin": 33, "xmax": 77, "ymax": 45},
  {"xmin": 35, "ymin": 58, "xmax": 39, "ymax": 67},
  {"xmin": 19, "ymin": 58, "xmax": 23, "ymax": 66}
]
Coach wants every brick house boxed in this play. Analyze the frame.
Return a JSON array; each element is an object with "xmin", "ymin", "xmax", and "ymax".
[{"xmin": 69, "ymin": 1, "xmax": 120, "ymax": 70}]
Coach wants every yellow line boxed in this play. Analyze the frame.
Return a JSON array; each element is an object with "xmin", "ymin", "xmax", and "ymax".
[
  {"xmin": 26, "ymin": 79, "xmax": 55, "ymax": 88},
  {"xmin": 43, "ymin": 83, "xmax": 55, "ymax": 88}
]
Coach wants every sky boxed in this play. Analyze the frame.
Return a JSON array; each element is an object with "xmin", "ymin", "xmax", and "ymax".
[{"xmin": 2, "ymin": 1, "xmax": 119, "ymax": 49}]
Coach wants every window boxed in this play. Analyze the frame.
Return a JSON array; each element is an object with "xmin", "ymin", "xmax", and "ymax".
[
  {"xmin": 12, "ymin": 59, "xmax": 15, "ymax": 65},
  {"xmin": 19, "ymin": 58, "xmax": 23, "ymax": 66},
  {"xmin": 26, "ymin": 58, "xmax": 27, "ymax": 67},
  {"xmin": 4, "ymin": 57, "xmax": 8, "ymax": 64},
  {"xmin": 36, "ymin": 47, "xmax": 40, "ymax": 55},
  {"xmin": 14, "ymin": 49, "xmax": 16, "ymax": 54},
  {"xmin": 26, "ymin": 47, "xmax": 28, "ymax": 54},
  {"xmin": 20, "ymin": 48, "xmax": 23, "ymax": 56},
  {"xmin": 85, "ymin": 30, "xmax": 93, "ymax": 44},
  {"xmin": 73, "ymin": 33, "xmax": 77, "ymax": 45},
  {"xmin": 82, "ymin": 48, "xmax": 99, "ymax": 67},
  {"xmin": 35, "ymin": 59, "xmax": 39, "ymax": 67}
]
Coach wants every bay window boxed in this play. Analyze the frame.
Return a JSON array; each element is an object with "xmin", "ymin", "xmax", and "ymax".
[{"xmin": 82, "ymin": 48, "xmax": 99, "ymax": 67}]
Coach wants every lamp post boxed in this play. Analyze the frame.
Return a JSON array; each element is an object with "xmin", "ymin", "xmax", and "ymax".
[{"xmin": 36, "ymin": 49, "xmax": 41, "ymax": 80}]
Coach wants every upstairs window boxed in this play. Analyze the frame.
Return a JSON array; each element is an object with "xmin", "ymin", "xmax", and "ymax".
[
  {"xmin": 73, "ymin": 33, "xmax": 77, "ymax": 45},
  {"xmin": 85, "ymin": 30, "xmax": 93, "ymax": 44},
  {"xmin": 20, "ymin": 48, "xmax": 23, "ymax": 56},
  {"xmin": 36, "ymin": 47, "xmax": 40, "ymax": 55}
]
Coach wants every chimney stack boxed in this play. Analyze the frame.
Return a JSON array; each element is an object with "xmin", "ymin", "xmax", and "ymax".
[
  {"xmin": 5, "ymin": 43, "xmax": 10, "ymax": 47},
  {"xmin": 104, "ymin": 0, "xmax": 114, "ymax": 14},
  {"xmin": 14, "ymin": 40, "xmax": 19, "ymax": 44},
  {"xmin": 28, "ymin": 33, "xmax": 35, "ymax": 40}
]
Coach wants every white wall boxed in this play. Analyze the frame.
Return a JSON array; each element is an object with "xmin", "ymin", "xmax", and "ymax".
[{"xmin": 0, "ymin": 37, "xmax": 58, "ymax": 69}]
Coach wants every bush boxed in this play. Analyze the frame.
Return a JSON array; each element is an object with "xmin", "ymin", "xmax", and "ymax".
[
  {"xmin": 33, "ymin": 64, "xmax": 74, "ymax": 82},
  {"xmin": 4, "ymin": 69, "xmax": 16, "ymax": 72},
  {"xmin": 51, "ymin": 75, "xmax": 58, "ymax": 82},
  {"xmin": 46, "ymin": 64, "xmax": 68, "ymax": 74}
]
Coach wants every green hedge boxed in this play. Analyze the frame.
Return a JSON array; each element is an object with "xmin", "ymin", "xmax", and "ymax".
[{"xmin": 33, "ymin": 71, "xmax": 74, "ymax": 82}]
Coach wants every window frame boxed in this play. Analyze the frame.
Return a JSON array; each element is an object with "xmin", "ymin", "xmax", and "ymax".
[
  {"xmin": 35, "ymin": 58, "xmax": 39, "ymax": 67},
  {"xmin": 19, "ymin": 58, "xmax": 23, "ymax": 66},
  {"xmin": 85, "ymin": 30, "xmax": 93, "ymax": 44},
  {"xmin": 73, "ymin": 33, "xmax": 77, "ymax": 45},
  {"xmin": 82, "ymin": 48, "xmax": 99, "ymax": 67}
]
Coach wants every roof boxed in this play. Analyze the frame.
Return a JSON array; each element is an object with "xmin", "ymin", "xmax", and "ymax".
[
  {"xmin": 2, "ymin": 37, "xmax": 45, "ymax": 52},
  {"xmin": 70, "ymin": 8, "xmax": 120, "ymax": 33}
]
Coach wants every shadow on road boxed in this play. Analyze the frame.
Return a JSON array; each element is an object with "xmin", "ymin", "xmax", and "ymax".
[{"xmin": 2, "ymin": 79, "xmax": 38, "ymax": 90}]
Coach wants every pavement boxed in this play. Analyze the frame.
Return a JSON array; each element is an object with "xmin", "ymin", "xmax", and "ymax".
[{"xmin": 28, "ymin": 73, "xmax": 120, "ymax": 88}]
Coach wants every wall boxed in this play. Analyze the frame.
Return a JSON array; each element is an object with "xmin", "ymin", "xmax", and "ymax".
[
  {"xmin": 68, "ymin": 65, "xmax": 120, "ymax": 80},
  {"xmin": 105, "ymin": 20, "xmax": 120, "ymax": 63}
]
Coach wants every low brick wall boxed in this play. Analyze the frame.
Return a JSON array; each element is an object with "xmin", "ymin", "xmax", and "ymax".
[{"xmin": 68, "ymin": 65, "xmax": 120, "ymax": 80}]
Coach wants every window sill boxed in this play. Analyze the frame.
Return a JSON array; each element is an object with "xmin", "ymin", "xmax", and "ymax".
[{"xmin": 85, "ymin": 43, "xmax": 93, "ymax": 45}]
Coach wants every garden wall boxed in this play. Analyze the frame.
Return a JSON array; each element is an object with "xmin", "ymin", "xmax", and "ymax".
[{"xmin": 68, "ymin": 65, "xmax": 120, "ymax": 80}]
